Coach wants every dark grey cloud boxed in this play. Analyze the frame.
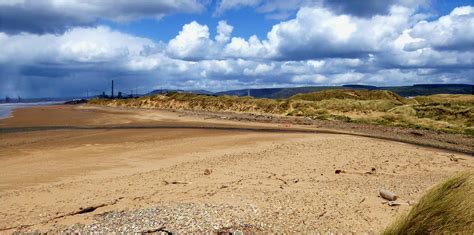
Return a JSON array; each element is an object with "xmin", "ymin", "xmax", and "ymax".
[
  {"xmin": 0, "ymin": 4, "xmax": 90, "ymax": 34},
  {"xmin": 320, "ymin": 0, "xmax": 426, "ymax": 18},
  {"xmin": 323, "ymin": 0, "xmax": 404, "ymax": 17},
  {"xmin": 0, "ymin": 61, "xmax": 161, "ymax": 98},
  {"xmin": 275, "ymin": 43, "xmax": 373, "ymax": 61},
  {"xmin": 0, "ymin": 0, "xmax": 205, "ymax": 34},
  {"xmin": 215, "ymin": 0, "xmax": 426, "ymax": 19}
]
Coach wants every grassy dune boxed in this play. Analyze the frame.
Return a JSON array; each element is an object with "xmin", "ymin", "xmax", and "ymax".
[
  {"xmin": 383, "ymin": 171, "xmax": 474, "ymax": 234},
  {"xmin": 89, "ymin": 90, "xmax": 474, "ymax": 135}
]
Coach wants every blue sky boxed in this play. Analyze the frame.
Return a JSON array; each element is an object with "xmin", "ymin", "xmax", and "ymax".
[
  {"xmin": 100, "ymin": 3, "xmax": 277, "ymax": 42},
  {"xmin": 102, "ymin": 0, "xmax": 473, "ymax": 42},
  {"xmin": 0, "ymin": 0, "xmax": 473, "ymax": 97}
]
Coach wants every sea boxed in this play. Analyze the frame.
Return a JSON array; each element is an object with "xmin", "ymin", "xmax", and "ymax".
[{"xmin": 0, "ymin": 101, "xmax": 65, "ymax": 120}]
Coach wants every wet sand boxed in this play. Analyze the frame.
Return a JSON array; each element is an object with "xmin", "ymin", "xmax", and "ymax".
[{"xmin": 0, "ymin": 105, "xmax": 472, "ymax": 233}]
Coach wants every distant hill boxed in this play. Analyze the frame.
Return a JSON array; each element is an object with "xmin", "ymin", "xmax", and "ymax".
[
  {"xmin": 216, "ymin": 84, "xmax": 473, "ymax": 98},
  {"xmin": 381, "ymin": 84, "xmax": 473, "ymax": 97},
  {"xmin": 148, "ymin": 89, "xmax": 213, "ymax": 96},
  {"xmin": 342, "ymin": 85, "xmax": 378, "ymax": 89},
  {"xmin": 214, "ymin": 86, "xmax": 336, "ymax": 99}
]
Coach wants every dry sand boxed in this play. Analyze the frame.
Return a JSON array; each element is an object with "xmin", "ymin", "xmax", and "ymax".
[{"xmin": 0, "ymin": 105, "xmax": 472, "ymax": 233}]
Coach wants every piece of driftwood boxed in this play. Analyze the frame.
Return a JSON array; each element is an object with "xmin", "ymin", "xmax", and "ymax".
[
  {"xmin": 449, "ymin": 154, "xmax": 464, "ymax": 162},
  {"xmin": 382, "ymin": 200, "xmax": 413, "ymax": 206},
  {"xmin": 387, "ymin": 201, "xmax": 411, "ymax": 206},
  {"xmin": 141, "ymin": 227, "xmax": 172, "ymax": 234},
  {"xmin": 380, "ymin": 189, "xmax": 398, "ymax": 201},
  {"xmin": 0, "ymin": 198, "xmax": 123, "ymax": 231},
  {"xmin": 163, "ymin": 180, "xmax": 191, "ymax": 185}
]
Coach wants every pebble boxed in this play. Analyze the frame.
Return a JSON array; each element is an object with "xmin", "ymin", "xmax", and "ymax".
[{"xmin": 30, "ymin": 203, "xmax": 267, "ymax": 233}]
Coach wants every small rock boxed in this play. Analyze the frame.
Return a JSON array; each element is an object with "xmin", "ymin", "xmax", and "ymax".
[
  {"xmin": 204, "ymin": 169, "xmax": 213, "ymax": 175},
  {"xmin": 380, "ymin": 189, "xmax": 398, "ymax": 201}
]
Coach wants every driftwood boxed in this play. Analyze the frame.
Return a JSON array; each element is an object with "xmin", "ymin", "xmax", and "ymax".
[
  {"xmin": 382, "ymin": 201, "xmax": 413, "ymax": 206},
  {"xmin": 388, "ymin": 201, "xmax": 411, "ymax": 206},
  {"xmin": 449, "ymin": 154, "xmax": 464, "ymax": 162},
  {"xmin": 140, "ymin": 227, "xmax": 172, "ymax": 234},
  {"xmin": 163, "ymin": 180, "xmax": 191, "ymax": 185},
  {"xmin": 0, "ymin": 198, "xmax": 122, "ymax": 231}
]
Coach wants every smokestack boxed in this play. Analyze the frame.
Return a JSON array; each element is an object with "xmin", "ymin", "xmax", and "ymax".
[{"xmin": 111, "ymin": 80, "xmax": 114, "ymax": 98}]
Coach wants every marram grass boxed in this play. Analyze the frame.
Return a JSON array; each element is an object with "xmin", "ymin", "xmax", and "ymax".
[{"xmin": 383, "ymin": 171, "xmax": 474, "ymax": 234}]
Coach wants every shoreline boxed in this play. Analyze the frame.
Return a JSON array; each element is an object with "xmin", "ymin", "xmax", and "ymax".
[
  {"xmin": 0, "ymin": 101, "xmax": 66, "ymax": 120},
  {"xmin": 84, "ymin": 104, "xmax": 474, "ymax": 155}
]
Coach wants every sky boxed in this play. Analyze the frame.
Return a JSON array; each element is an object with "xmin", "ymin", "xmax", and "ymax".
[{"xmin": 0, "ymin": 0, "xmax": 473, "ymax": 98}]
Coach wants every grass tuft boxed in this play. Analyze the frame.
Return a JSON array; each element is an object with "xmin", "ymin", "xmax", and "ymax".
[{"xmin": 383, "ymin": 171, "xmax": 474, "ymax": 234}]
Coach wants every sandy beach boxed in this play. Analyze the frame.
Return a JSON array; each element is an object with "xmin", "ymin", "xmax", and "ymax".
[{"xmin": 0, "ymin": 105, "xmax": 472, "ymax": 233}]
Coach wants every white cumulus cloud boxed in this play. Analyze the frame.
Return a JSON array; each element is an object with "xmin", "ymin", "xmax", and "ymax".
[
  {"xmin": 167, "ymin": 21, "xmax": 214, "ymax": 60},
  {"xmin": 405, "ymin": 6, "xmax": 474, "ymax": 51},
  {"xmin": 215, "ymin": 20, "xmax": 234, "ymax": 43}
]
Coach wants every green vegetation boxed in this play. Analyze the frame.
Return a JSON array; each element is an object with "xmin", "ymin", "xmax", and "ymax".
[
  {"xmin": 89, "ymin": 89, "xmax": 474, "ymax": 135},
  {"xmin": 383, "ymin": 171, "xmax": 474, "ymax": 234},
  {"xmin": 216, "ymin": 84, "xmax": 473, "ymax": 99},
  {"xmin": 290, "ymin": 89, "xmax": 408, "ymax": 103}
]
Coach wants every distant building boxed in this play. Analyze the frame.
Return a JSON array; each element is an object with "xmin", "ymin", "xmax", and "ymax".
[{"xmin": 98, "ymin": 91, "xmax": 109, "ymax": 99}]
